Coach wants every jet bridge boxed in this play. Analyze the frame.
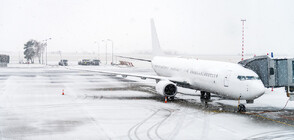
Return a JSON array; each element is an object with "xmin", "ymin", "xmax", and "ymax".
[{"xmin": 239, "ymin": 55, "xmax": 294, "ymax": 100}]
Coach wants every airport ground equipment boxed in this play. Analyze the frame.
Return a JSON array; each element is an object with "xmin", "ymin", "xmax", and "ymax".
[
  {"xmin": 78, "ymin": 59, "xmax": 91, "ymax": 65},
  {"xmin": 239, "ymin": 55, "xmax": 294, "ymax": 100},
  {"xmin": 118, "ymin": 61, "xmax": 134, "ymax": 67},
  {"xmin": 91, "ymin": 59, "xmax": 100, "ymax": 65},
  {"xmin": 58, "ymin": 59, "xmax": 68, "ymax": 66},
  {"xmin": 0, "ymin": 54, "xmax": 9, "ymax": 67}
]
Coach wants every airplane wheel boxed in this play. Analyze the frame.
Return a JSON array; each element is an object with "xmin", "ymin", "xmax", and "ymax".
[
  {"xmin": 200, "ymin": 91, "xmax": 205, "ymax": 99},
  {"xmin": 204, "ymin": 92, "xmax": 211, "ymax": 100},
  {"xmin": 201, "ymin": 91, "xmax": 211, "ymax": 100},
  {"xmin": 168, "ymin": 96, "xmax": 175, "ymax": 101},
  {"xmin": 238, "ymin": 104, "xmax": 246, "ymax": 112}
]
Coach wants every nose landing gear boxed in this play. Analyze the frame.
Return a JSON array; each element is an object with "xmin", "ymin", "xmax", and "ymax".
[
  {"xmin": 200, "ymin": 91, "xmax": 211, "ymax": 100},
  {"xmin": 238, "ymin": 104, "xmax": 246, "ymax": 112}
]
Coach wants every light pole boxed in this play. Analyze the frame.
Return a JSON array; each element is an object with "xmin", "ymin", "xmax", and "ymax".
[
  {"xmin": 107, "ymin": 39, "xmax": 114, "ymax": 64},
  {"xmin": 42, "ymin": 38, "xmax": 52, "ymax": 66},
  {"xmin": 94, "ymin": 41, "xmax": 100, "ymax": 59},
  {"xmin": 102, "ymin": 40, "xmax": 107, "ymax": 64},
  {"xmin": 241, "ymin": 19, "xmax": 246, "ymax": 61}
]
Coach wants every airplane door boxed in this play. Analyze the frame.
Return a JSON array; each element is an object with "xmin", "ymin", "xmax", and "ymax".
[{"xmin": 224, "ymin": 70, "xmax": 232, "ymax": 87}]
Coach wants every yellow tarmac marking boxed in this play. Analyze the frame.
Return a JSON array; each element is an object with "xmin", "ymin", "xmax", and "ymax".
[
  {"xmin": 251, "ymin": 114, "xmax": 294, "ymax": 127},
  {"xmin": 207, "ymin": 109, "xmax": 294, "ymax": 128}
]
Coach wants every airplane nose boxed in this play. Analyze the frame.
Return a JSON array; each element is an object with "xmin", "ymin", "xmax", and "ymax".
[
  {"xmin": 252, "ymin": 81, "xmax": 265, "ymax": 98},
  {"xmin": 246, "ymin": 81, "xmax": 265, "ymax": 100}
]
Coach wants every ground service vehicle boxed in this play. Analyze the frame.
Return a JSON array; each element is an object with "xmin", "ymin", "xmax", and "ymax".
[
  {"xmin": 78, "ymin": 59, "xmax": 91, "ymax": 65},
  {"xmin": 91, "ymin": 59, "xmax": 100, "ymax": 65},
  {"xmin": 58, "ymin": 59, "xmax": 68, "ymax": 66}
]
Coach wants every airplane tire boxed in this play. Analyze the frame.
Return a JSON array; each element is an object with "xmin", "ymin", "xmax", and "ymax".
[
  {"xmin": 238, "ymin": 104, "xmax": 246, "ymax": 112},
  {"xmin": 205, "ymin": 92, "xmax": 211, "ymax": 100},
  {"xmin": 168, "ymin": 96, "xmax": 175, "ymax": 101},
  {"xmin": 200, "ymin": 91, "xmax": 205, "ymax": 99},
  {"xmin": 201, "ymin": 92, "xmax": 211, "ymax": 100}
]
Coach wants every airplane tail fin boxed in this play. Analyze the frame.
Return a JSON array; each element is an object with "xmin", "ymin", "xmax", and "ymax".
[
  {"xmin": 151, "ymin": 19, "xmax": 164, "ymax": 56},
  {"xmin": 112, "ymin": 19, "xmax": 162, "ymax": 63}
]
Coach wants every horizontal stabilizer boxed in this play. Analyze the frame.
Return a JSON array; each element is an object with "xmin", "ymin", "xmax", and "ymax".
[{"xmin": 116, "ymin": 55, "xmax": 151, "ymax": 62}]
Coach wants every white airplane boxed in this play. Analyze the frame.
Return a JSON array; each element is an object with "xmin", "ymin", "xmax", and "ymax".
[{"xmin": 73, "ymin": 19, "xmax": 265, "ymax": 112}]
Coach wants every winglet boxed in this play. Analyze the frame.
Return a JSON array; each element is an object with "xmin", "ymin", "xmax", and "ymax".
[{"xmin": 151, "ymin": 19, "xmax": 164, "ymax": 56}]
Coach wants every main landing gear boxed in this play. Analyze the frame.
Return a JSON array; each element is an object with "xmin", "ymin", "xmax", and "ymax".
[
  {"xmin": 164, "ymin": 96, "xmax": 175, "ymax": 101},
  {"xmin": 199, "ymin": 91, "xmax": 247, "ymax": 112},
  {"xmin": 200, "ymin": 91, "xmax": 211, "ymax": 100},
  {"xmin": 168, "ymin": 96, "xmax": 174, "ymax": 101}
]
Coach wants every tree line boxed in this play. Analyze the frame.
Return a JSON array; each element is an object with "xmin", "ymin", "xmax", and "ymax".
[{"xmin": 23, "ymin": 39, "xmax": 46, "ymax": 64}]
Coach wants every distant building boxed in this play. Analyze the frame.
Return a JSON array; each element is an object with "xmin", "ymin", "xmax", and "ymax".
[{"xmin": 0, "ymin": 54, "xmax": 10, "ymax": 67}]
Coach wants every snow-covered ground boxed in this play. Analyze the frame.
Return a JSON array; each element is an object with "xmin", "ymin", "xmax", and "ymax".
[{"xmin": 0, "ymin": 64, "xmax": 294, "ymax": 140}]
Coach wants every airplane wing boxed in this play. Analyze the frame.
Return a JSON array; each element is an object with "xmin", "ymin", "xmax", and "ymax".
[{"xmin": 67, "ymin": 67, "xmax": 193, "ymax": 89}]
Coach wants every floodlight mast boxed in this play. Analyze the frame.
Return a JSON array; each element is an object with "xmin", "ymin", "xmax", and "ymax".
[
  {"xmin": 94, "ymin": 41, "xmax": 100, "ymax": 59},
  {"xmin": 107, "ymin": 39, "xmax": 114, "ymax": 64},
  {"xmin": 102, "ymin": 40, "xmax": 107, "ymax": 64},
  {"xmin": 42, "ymin": 38, "xmax": 52, "ymax": 65},
  {"xmin": 241, "ymin": 19, "xmax": 246, "ymax": 61}
]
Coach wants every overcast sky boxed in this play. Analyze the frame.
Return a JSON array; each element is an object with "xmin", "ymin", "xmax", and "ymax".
[{"xmin": 0, "ymin": 0, "xmax": 294, "ymax": 55}]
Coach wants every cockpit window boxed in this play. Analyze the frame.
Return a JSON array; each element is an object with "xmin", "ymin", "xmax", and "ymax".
[
  {"xmin": 246, "ymin": 76, "xmax": 254, "ymax": 80},
  {"xmin": 237, "ymin": 76, "xmax": 246, "ymax": 81},
  {"xmin": 237, "ymin": 75, "xmax": 260, "ymax": 80}
]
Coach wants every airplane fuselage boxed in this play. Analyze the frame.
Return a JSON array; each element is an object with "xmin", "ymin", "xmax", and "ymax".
[{"xmin": 151, "ymin": 56, "xmax": 265, "ymax": 100}]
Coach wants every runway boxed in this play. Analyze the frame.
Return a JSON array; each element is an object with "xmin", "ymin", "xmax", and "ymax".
[{"xmin": 0, "ymin": 64, "xmax": 293, "ymax": 139}]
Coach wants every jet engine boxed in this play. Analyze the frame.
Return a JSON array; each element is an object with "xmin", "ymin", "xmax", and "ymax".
[{"xmin": 155, "ymin": 80, "xmax": 177, "ymax": 97}]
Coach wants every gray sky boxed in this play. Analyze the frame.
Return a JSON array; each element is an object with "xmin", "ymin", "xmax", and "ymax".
[{"xmin": 0, "ymin": 0, "xmax": 294, "ymax": 55}]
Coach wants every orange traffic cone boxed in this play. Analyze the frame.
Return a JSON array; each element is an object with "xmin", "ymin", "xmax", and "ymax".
[
  {"xmin": 62, "ymin": 89, "xmax": 64, "ymax": 95},
  {"xmin": 271, "ymin": 88, "xmax": 274, "ymax": 92},
  {"xmin": 165, "ymin": 97, "xmax": 167, "ymax": 103}
]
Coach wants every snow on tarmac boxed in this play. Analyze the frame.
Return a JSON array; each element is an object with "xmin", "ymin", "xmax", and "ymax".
[{"xmin": 0, "ymin": 65, "xmax": 293, "ymax": 140}]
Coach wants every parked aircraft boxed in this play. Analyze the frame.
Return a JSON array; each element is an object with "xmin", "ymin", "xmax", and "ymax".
[{"xmin": 72, "ymin": 19, "xmax": 265, "ymax": 112}]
